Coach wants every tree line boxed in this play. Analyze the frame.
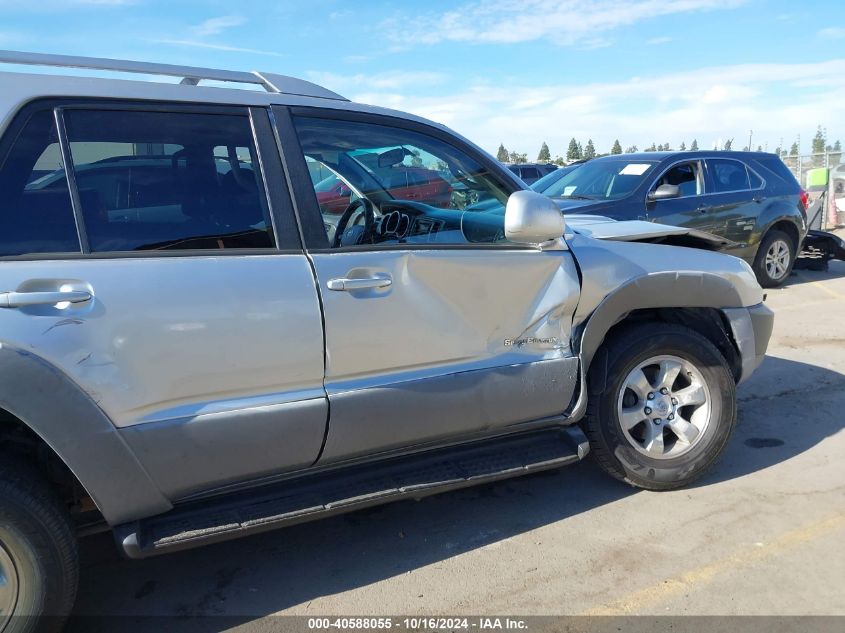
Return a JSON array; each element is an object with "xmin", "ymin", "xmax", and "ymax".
[
  {"xmin": 496, "ymin": 138, "xmax": 703, "ymax": 164},
  {"xmin": 496, "ymin": 125, "xmax": 841, "ymax": 165}
]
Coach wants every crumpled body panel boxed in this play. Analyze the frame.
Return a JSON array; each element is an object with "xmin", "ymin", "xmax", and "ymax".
[{"xmin": 310, "ymin": 247, "xmax": 582, "ymax": 461}]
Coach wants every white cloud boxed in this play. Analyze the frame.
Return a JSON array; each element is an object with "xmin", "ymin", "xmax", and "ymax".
[
  {"xmin": 338, "ymin": 59, "xmax": 845, "ymax": 156},
  {"xmin": 646, "ymin": 36, "xmax": 673, "ymax": 45},
  {"xmin": 383, "ymin": 0, "xmax": 746, "ymax": 47},
  {"xmin": 155, "ymin": 39, "xmax": 284, "ymax": 57},
  {"xmin": 700, "ymin": 84, "xmax": 758, "ymax": 104},
  {"xmin": 191, "ymin": 15, "xmax": 246, "ymax": 38},
  {"xmin": 308, "ymin": 70, "xmax": 446, "ymax": 92},
  {"xmin": 818, "ymin": 27, "xmax": 845, "ymax": 40}
]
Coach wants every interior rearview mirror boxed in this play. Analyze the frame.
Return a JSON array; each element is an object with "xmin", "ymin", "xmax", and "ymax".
[
  {"xmin": 648, "ymin": 183, "xmax": 680, "ymax": 201},
  {"xmin": 377, "ymin": 147, "xmax": 409, "ymax": 168},
  {"xmin": 505, "ymin": 190, "xmax": 566, "ymax": 245}
]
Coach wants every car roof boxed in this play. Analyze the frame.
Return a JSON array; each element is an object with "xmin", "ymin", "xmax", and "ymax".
[
  {"xmin": 0, "ymin": 50, "xmax": 493, "ymax": 159},
  {"xmin": 592, "ymin": 150, "xmax": 781, "ymax": 162}
]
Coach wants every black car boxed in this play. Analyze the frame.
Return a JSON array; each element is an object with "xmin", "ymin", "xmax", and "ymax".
[
  {"xmin": 506, "ymin": 162, "xmax": 558, "ymax": 185},
  {"xmin": 538, "ymin": 151, "xmax": 808, "ymax": 287}
]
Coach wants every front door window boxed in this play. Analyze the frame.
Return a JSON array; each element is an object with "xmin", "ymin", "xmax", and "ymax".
[
  {"xmin": 292, "ymin": 116, "xmax": 514, "ymax": 248},
  {"xmin": 652, "ymin": 162, "xmax": 703, "ymax": 198}
]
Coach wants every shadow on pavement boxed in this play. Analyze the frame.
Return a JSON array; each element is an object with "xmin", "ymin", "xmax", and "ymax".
[
  {"xmin": 695, "ymin": 356, "xmax": 845, "ymax": 487},
  {"xmin": 786, "ymin": 258, "xmax": 845, "ymax": 285},
  {"xmin": 70, "ymin": 456, "xmax": 630, "ymax": 628}
]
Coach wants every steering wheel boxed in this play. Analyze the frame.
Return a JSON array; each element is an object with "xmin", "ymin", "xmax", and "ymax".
[{"xmin": 332, "ymin": 198, "xmax": 375, "ymax": 248}]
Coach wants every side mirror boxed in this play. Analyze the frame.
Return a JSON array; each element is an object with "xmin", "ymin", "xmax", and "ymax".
[
  {"xmin": 648, "ymin": 184, "xmax": 680, "ymax": 201},
  {"xmin": 505, "ymin": 190, "xmax": 566, "ymax": 244}
]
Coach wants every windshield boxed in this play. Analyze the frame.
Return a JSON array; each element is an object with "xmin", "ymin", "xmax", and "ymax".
[
  {"xmin": 531, "ymin": 164, "xmax": 580, "ymax": 193},
  {"xmin": 542, "ymin": 160, "xmax": 658, "ymax": 200},
  {"xmin": 314, "ymin": 174, "xmax": 342, "ymax": 192}
]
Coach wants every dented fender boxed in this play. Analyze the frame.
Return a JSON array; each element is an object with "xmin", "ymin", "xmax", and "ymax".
[{"xmin": 564, "ymin": 234, "xmax": 766, "ymax": 419}]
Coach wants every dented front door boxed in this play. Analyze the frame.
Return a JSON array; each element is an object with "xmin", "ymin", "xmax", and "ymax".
[
  {"xmin": 310, "ymin": 247, "xmax": 581, "ymax": 463},
  {"xmin": 279, "ymin": 109, "xmax": 582, "ymax": 463}
]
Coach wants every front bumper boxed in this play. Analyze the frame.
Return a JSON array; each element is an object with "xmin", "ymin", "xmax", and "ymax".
[{"xmin": 722, "ymin": 303, "xmax": 775, "ymax": 383}]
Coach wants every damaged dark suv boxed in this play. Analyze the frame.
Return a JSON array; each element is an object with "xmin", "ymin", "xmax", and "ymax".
[{"xmin": 538, "ymin": 151, "xmax": 808, "ymax": 287}]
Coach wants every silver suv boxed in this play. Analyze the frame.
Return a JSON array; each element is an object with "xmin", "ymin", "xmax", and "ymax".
[{"xmin": 0, "ymin": 51, "xmax": 773, "ymax": 631}]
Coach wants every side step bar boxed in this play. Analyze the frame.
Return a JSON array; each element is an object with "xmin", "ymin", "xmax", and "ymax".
[{"xmin": 116, "ymin": 426, "xmax": 589, "ymax": 559}]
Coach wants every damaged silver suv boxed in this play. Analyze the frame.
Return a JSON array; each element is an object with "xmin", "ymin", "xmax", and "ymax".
[{"xmin": 0, "ymin": 51, "xmax": 773, "ymax": 631}]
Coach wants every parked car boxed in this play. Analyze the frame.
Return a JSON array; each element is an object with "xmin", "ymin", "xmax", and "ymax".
[
  {"xmin": 0, "ymin": 51, "xmax": 772, "ymax": 630},
  {"xmin": 537, "ymin": 151, "xmax": 808, "ymax": 287},
  {"xmin": 314, "ymin": 166, "xmax": 453, "ymax": 215},
  {"xmin": 506, "ymin": 162, "xmax": 558, "ymax": 185},
  {"xmin": 530, "ymin": 160, "xmax": 586, "ymax": 194}
]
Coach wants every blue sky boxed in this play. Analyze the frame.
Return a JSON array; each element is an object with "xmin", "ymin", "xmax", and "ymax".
[{"xmin": 1, "ymin": 0, "xmax": 843, "ymax": 158}]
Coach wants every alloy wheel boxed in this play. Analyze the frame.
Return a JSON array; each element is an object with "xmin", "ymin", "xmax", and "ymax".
[
  {"xmin": 616, "ymin": 355, "xmax": 712, "ymax": 459},
  {"xmin": 0, "ymin": 541, "xmax": 19, "ymax": 630},
  {"xmin": 765, "ymin": 239, "xmax": 791, "ymax": 281}
]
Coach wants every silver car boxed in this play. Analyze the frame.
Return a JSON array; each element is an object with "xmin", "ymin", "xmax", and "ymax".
[{"xmin": 0, "ymin": 51, "xmax": 773, "ymax": 631}]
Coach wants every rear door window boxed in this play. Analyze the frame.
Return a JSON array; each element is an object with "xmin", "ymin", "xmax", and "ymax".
[
  {"xmin": 755, "ymin": 156, "xmax": 796, "ymax": 187},
  {"xmin": 708, "ymin": 159, "xmax": 751, "ymax": 193},
  {"xmin": 0, "ymin": 109, "xmax": 81, "ymax": 256},
  {"xmin": 63, "ymin": 109, "xmax": 275, "ymax": 252},
  {"xmin": 520, "ymin": 167, "xmax": 540, "ymax": 181}
]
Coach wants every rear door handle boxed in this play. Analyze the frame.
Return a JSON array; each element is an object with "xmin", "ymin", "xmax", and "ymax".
[
  {"xmin": 696, "ymin": 205, "xmax": 709, "ymax": 213},
  {"xmin": 326, "ymin": 276, "xmax": 392, "ymax": 292},
  {"xmin": 0, "ymin": 290, "xmax": 92, "ymax": 308}
]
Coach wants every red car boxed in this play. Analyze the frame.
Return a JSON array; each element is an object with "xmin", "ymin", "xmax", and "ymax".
[{"xmin": 315, "ymin": 167, "xmax": 452, "ymax": 214}]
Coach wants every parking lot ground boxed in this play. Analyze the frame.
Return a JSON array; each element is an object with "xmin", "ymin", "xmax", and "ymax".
[{"xmin": 69, "ymin": 256, "xmax": 845, "ymax": 628}]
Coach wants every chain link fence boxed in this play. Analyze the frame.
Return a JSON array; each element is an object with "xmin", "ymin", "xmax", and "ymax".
[{"xmin": 782, "ymin": 151, "xmax": 844, "ymax": 229}]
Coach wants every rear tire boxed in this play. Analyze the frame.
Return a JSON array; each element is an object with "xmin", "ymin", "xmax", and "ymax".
[
  {"xmin": 753, "ymin": 229, "xmax": 795, "ymax": 288},
  {"xmin": 0, "ymin": 459, "xmax": 78, "ymax": 633},
  {"xmin": 583, "ymin": 323, "xmax": 736, "ymax": 490}
]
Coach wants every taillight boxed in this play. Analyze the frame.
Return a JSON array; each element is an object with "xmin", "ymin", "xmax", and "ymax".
[{"xmin": 800, "ymin": 189, "xmax": 810, "ymax": 210}]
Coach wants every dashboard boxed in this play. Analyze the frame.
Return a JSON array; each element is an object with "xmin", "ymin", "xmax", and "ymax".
[{"xmin": 323, "ymin": 200, "xmax": 507, "ymax": 247}]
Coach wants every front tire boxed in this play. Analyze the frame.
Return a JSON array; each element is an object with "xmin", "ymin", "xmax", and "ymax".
[
  {"xmin": 753, "ymin": 229, "xmax": 795, "ymax": 288},
  {"xmin": 0, "ymin": 459, "xmax": 78, "ymax": 633},
  {"xmin": 583, "ymin": 323, "xmax": 736, "ymax": 490}
]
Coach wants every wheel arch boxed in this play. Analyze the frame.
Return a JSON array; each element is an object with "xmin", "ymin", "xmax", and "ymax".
[
  {"xmin": 568, "ymin": 272, "xmax": 747, "ymax": 421},
  {"xmin": 766, "ymin": 219, "xmax": 801, "ymax": 251},
  {"xmin": 0, "ymin": 343, "xmax": 171, "ymax": 525},
  {"xmin": 577, "ymin": 272, "xmax": 745, "ymax": 372},
  {"xmin": 756, "ymin": 202, "xmax": 805, "ymax": 251}
]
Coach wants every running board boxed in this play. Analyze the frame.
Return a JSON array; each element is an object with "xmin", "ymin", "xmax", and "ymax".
[{"xmin": 116, "ymin": 426, "xmax": 589, "ymax": 559}]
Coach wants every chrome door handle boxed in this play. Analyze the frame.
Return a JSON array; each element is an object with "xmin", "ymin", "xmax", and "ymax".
[
  {"xmin": 326, "ymin": 276, "xmax": 392, "ymax": 291},
  {"xmin": 0, "ymin": 290, "xmax": 92, "ymax": 308}
]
